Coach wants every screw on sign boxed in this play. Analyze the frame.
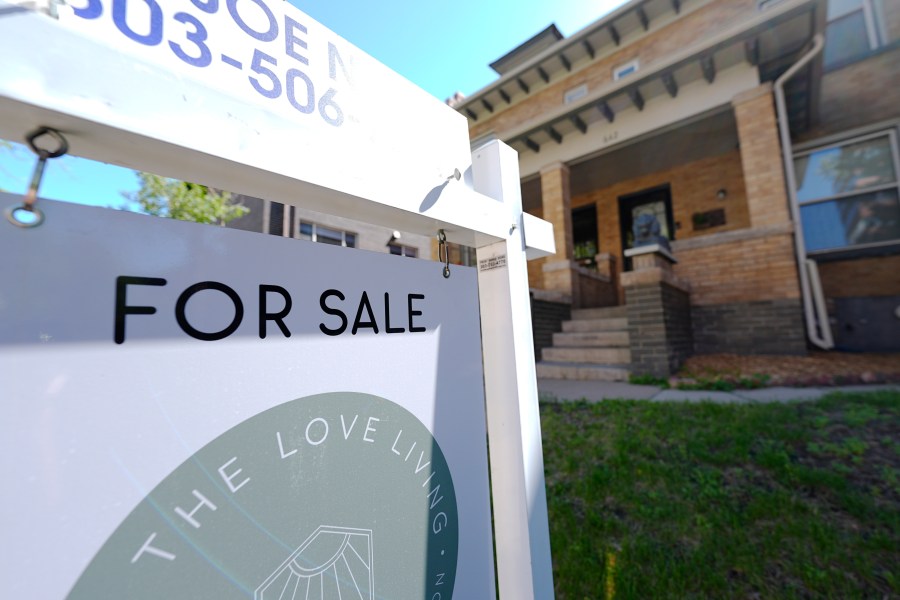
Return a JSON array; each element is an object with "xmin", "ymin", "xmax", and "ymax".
[{"xmin": 4, "ymin": 127, "xmax": 68, "ymax": 228}]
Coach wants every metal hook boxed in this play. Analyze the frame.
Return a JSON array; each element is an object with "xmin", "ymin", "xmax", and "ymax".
[
  {"xmin": 438, "ymin": 229, "xmax": 451, "ymax": 279},
  {"xmin": 5, "ymin": 127, "xmax": 68, "ymax": 228}
]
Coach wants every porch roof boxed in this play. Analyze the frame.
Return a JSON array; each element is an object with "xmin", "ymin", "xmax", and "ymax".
[{"xmin": 460, "ymin": 0, "xmax": 823, "ymax": 157}]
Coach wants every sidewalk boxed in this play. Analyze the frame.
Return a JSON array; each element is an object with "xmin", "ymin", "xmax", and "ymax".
[{"xmin": 537, "ymin": 378, "xmax": 900, "ymax": 403}]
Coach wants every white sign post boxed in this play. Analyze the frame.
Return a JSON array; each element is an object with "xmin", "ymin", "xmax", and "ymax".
[{"xmin": 0, "ymin": 1, "xmax": 557, "ymax": 597}]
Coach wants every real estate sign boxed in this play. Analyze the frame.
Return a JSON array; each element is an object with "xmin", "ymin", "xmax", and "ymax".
[{"xmin": 0, "ymin": 194, "xmax": 495, "ymax": 598}]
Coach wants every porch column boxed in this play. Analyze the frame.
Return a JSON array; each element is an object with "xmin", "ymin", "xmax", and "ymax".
[
  {"xmin": 732, "ymin": 83, "xmax": 792, "ymax": 228},
  {"xmin": 539, "ymin": 162, "xmax": 578, "ymax": 303}
]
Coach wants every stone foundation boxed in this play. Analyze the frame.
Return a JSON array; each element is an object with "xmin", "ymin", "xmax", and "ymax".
[
  {"xmin": 626, "ymin": 282, "xmax": 693, "ymax": 378},
  {"xmin": 531, "ymin": 292, "xmax": 571, "ymax": 362},
  {"xmin": 691, "ymin": 299, "xmax": 807, "ymax": 355}
]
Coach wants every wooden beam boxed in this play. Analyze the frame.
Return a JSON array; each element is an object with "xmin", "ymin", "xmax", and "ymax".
[
  {"xmin": 583, "ymin": 40, "xmax": 595, "ymax": 59},
  {"xmin": 598, "ymin": 101, "xmax": 615, "ymax": 123},
  {"xmin": 701, "ymin": 55, "xmax": 716, "ymax": 83},
  {"xmin": 662, "ymin": 72, "xmax": 678, "ymax": 97},
  {"xmin": 482, "ymin": 98, "xmax": 494, "ymax": 113},
  {"xmin": 517, "ymin": 77, "xmax": 530, "ymax": 94},
  {"xmin": 559, "ymin": 53, "xmax": 571, "ymax": 72},
  {"xmin": 499, "ymin": 88, "xmax": 511, "ymax": 104},
  {"xmin": 466, "ymin": 108, "xmax": 478, "ymax": 121},
  {"xmin": 744, "ymin": 38, "xmax": 760, "ymax": 66},
  {"xmin": 628, "ymin": 88, "xmax": 645, "ymax": 111},
  {"xmin": 636, "ymin": 6, "xmax": 649, "ymax": 31},
  {"xmin": 609, "ymin": 25, "xmax": 620, "ymax": 46},
  {"xmin": 570, "ymin": 115, "xmax": 587, "ymax": 134},
  {"xmin": 546, "ymin": 126, "xmax": 562, "ymax": 144},
  {"xmin": 537, "ymin": 66, "xmax": 549, "ymax": 83},
  {"xmin": 524, "ymin": 137, "xmax": 540, "ymax": 153}
]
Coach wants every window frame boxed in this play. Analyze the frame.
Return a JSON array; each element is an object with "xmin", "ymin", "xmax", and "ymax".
[
  {"xmin": 823, "ymin": 0, "xmax": 885, "ymax": 69},
  {"xmin": 296, "ymin": 220, "xmax": 358, "ymax": 248},
  {"xmin": 794, "ymin": 128, "xmax": 900, "ymax": 256},
  {"xmin": 563, "ymin": 84, "xmax": 588, "ymax": 105},
  {"xmin": 612, "ymin": 59, "xmax": 640, "ymax": 82},
  {"xmin": 388, "ymin": 243, "xmax": 418, "ymax": 258}
]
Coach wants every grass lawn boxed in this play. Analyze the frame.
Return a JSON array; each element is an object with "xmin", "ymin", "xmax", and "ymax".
[{"xmin": 541, "ymin": 390, "xmax": 900, "ymax": 599}]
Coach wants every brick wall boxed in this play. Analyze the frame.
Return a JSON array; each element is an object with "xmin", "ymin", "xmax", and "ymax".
[
  {"xmin": 801, "ymin": 47, "xmax": 900, "ymax": 141},
  {"xmin": 818, "ymin": 254, "xmax": 900, "ymax": 298},
  {"xmin": 692, "ymin": 299, "xmax": 807, "ymax": 354},
  {"xmin": 531, "ymin": 295, "xmax": 571, "ymax": 362},
  {"xmin": 468, "ymin": 0, "xmax": 758, "ymax": 140},
  {"xmin": 626, "ymin": 282, "xmax": 693, "ymax": 377},
  {"xmin": 674, "ymin": 230, "xmax": 801, "ymax": 305},
  {"xmin": 569, "ymin": 149, "xmax": 750, "ymax": 290},
  {"xmin": 733, "ymin": 85, "xmax": 792, "ymax": 228}
]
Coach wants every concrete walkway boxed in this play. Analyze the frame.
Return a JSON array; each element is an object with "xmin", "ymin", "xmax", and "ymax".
[{"xmin": 537, "ymin": 378, "xmax": 900, "ymax": 403}]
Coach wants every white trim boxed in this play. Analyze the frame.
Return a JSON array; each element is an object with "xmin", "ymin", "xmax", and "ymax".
[
  {"xmin": 613, "ymin": 58, "xmax": 640, "ymax": 81},
  {"xmin": 563, "ymin": 84, "xmax": 589, "ymax": 105},
  {"xmin": 798, "ymin": 183, "xmax": 899, "ymax": 206},
  {"xmin": 297, "ymin": 220, "xmax": 359, "ymax": 248},
  {"xmin": 792, "ymin": 119, "xmax": 900, "ymax": 152}
]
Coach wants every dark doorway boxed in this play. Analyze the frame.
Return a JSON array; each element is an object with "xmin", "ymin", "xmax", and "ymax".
[
  {"xmin": 572, "ymin": 205, "xmax": 598, "ymax": 267},
  {"xmin": 619, "ymin": 185, "xmax": 674, "ymax": 271}
]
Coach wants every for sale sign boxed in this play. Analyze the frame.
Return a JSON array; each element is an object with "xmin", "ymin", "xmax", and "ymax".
[{"xmin": 0, "ymin": 194, "xmax": 495, "ymax": 598}]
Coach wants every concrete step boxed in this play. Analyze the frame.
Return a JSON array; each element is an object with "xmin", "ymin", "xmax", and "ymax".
[
  {"xmin": 543, "ymin": 346, "xmax": 631, "ymax": 365},
  {"xmin": 536, "ymin": 361, "xmax": 630, "ymax": 382},
  {"xmin": 571, "ymin": 305, "xmax": 628, "ymax": 320},
  {"xmin": 552, "ymin": 330, "xmax": 630, "ymax": 348},
  {"xmin": 562, "ymin": 317, "xmax": 629, "ymax": 333}
]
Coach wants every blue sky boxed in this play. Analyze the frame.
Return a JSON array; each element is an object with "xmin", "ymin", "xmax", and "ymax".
[{"xmin": 0, "ymin": 0, "xmax": 627, "ymax": 209}]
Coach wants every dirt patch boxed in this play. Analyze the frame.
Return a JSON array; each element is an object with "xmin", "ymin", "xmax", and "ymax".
[{"xmin": 678, "ymin": 352, "xmax": 900, "ymax": 387}]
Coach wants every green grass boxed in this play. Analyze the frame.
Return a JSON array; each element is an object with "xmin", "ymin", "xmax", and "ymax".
[{"xmin": 541, "ymin": 390, "xmax": 900, "ymax": 599}]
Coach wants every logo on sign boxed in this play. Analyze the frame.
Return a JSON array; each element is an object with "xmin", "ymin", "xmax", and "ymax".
[{"xmin": 67, "ymin": 393, "xmax": 458, "ymax": 599}]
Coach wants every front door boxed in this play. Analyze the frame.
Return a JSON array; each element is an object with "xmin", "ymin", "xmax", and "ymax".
[{"xmin": 619, "ymin": 185, "xmax": 674, "ymax": 271}]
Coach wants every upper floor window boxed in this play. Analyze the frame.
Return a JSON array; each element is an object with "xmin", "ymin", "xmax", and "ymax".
[
  {"xmin": 298, "ymin": 221, "xmax": 357, "ymax": 248},
  {"xmin": 823, "ymin": 0, "xmax": 885, "ymax": 69},
  {"xmin": 613, "ymin": 59, "xmax": 640, "ymax": 81},
  {"xmin": 794, "ymin": 131, "xmax": 900, "ymax": 254},
  {"xmin": 388, "ymin": 243, "xmax": 418, "ymax": 258},
  {"xmin": 564, "ymin": 84, "xmax": 588, "ymax": 104}
]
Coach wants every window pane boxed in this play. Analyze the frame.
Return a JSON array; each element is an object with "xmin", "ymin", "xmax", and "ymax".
[
  {"xmin": 389, "ymin": 244, "xmax": 402, "ymax": 255},
  {"xmin": 827, "ymin": 0, "xmax": 863, "ymax": 19},
  {"xmin": 403, "ymin": 247, "xmax": 418, "ymax": 258},
  {"xmin": 344, "ymin": 233, "xmax": 356, "ymax": 248},
  {"xmin": 794, "ymin": 136, "xmax": 896, "ymax": 203},
  {"xmin": 299, "ymin": 222, "xmax": 313, "ymax": 240},
  {"xmin": 801, "ymin": 189, "xmax": 900, "ymax": 252},
  {"xmin": 824, "ymin": 11, "xmax": 872, "ymax": 68},
  {"xmin": 315, "ymin": 225, "xmax": 344, "ymax": 245},
  {"xmin": 631, "ymin": 200, "xmax": 671, "ymax": 240}
]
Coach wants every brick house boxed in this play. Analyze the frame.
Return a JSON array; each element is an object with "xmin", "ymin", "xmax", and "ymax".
[{"xmin": 451, "ymin": 0, "xmax": 900, "ymax": 379}]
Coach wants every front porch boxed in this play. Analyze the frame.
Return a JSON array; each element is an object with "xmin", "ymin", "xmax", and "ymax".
[{"xmin": 528, "ymin": 86, "xmax": 809, "ymax": 380}]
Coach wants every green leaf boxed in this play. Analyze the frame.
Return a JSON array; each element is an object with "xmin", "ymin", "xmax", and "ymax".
[{"xmin": 125, "ymin": 172, "xmax": 249, "ymax": 226}]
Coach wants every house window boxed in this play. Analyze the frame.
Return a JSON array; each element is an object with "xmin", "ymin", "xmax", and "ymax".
[
  {"xmin": 388, "ymin": 243, "xmax": 418, "ymax": 258},
  {"xmin": 613, "ymin": 59, "xmax": 639, "ymax": 81},
  {"xmin": 298, "ymin": 221, "xmax": 357, "ymax": 248},
  {"xmin": 794, "ymin": 131, "xmax": 900, "ymax": 254},
  {"xmin": 823, "ymin": 0, "xmax": 884, "ymax": 69},
  {"xmin": 564, "ymin": 84, "xmax": 588, "ymax": 104}
]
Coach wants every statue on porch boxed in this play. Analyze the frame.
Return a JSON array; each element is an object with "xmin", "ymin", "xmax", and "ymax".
[{"xmin": 632, "ymin": 212, "xmax": 671, "ymax": 252}]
